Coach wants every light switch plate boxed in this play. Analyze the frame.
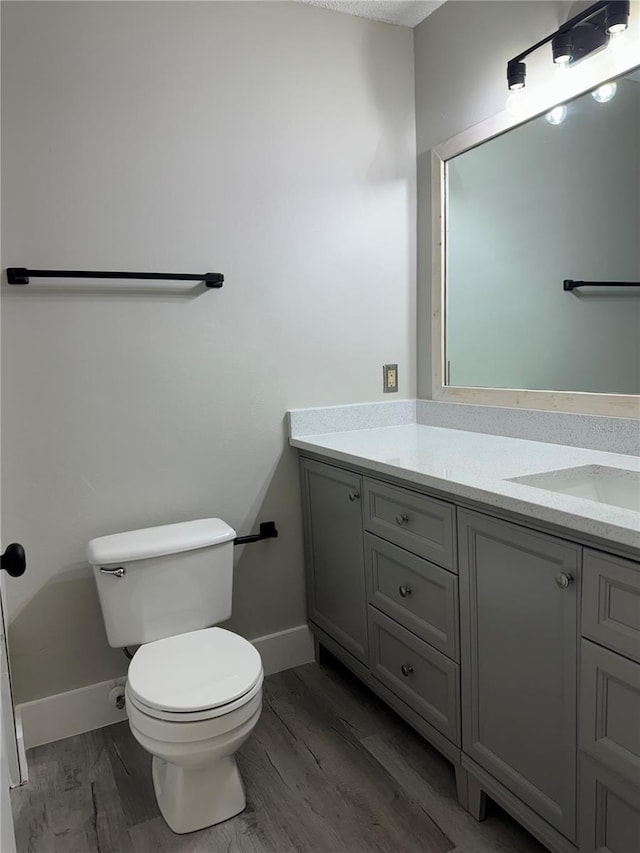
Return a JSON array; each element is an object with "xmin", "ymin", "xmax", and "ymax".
[{"xmin": 383, "ymin": 364, "xmax": 398, "ymax": 393}]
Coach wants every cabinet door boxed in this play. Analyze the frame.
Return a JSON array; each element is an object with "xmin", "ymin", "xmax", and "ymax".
[
  {"xmin": 458, "ymin": 509, "xmax": 579, "ymax": 841},
  {"xmin": 301, "ymin": 458, "xmax": 368, "ymax": 664}
]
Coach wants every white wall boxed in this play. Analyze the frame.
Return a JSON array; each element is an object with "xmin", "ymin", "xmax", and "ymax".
[
  {"xmin": 414, "ymin": 0, "xmax": 640, "ymax": 398},
  {"xmin": 1, "ymin": 1, "xmax": 416, "ymax": 703}
]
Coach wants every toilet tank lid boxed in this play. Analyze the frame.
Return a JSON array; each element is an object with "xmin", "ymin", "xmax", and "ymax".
[{"xmin": 86, "ymin": 518, "xmax": 236, "ymax": 565}]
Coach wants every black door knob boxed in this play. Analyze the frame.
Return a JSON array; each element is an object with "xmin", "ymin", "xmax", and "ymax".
[{"xmin": 1, "ymin": 543, "xmax": 26, "ymax": 578}]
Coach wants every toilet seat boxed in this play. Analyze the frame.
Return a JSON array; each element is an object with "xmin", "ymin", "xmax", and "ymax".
[
  {"xmin": 126, "ymin": 677, "xmax": 263, "ymax": 722},
  {"xmin": 127, "ymin": 627, "xmax": 263, "ymax": 722}
]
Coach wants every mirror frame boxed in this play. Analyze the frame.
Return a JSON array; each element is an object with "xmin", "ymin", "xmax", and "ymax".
[{"xmin": 431, "ymin": 52, "xmax": 640, "ymax": 418}]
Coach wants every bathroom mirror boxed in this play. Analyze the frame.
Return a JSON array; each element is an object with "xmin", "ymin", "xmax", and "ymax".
[{"xmin": 432, "ymin": 63, "xmax": 640, "ymax": 416}]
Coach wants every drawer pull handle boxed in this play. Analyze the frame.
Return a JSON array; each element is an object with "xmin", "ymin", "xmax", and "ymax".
[
  {"xmin": 401, "ymin": 664, "xmax": 414, "ymax": 677},
  {"xmin": 395, "ymin": 513, "xmax": 409, "ymax": 525},
  {"xmin": 398, "ymin": 585, "xmax": 412, "ymax": 598},
  {"xmin": 555, "ymin": 572, "xmax": 574, "ymax": 589},
  {"xmin": 348, "ymin": 490, "xmax": 360, "ymax": 502}
]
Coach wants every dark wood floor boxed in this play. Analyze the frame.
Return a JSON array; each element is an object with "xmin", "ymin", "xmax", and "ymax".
[{"xmin": 12, "ymin": 653, "xmax": 546, "ymax": 853}]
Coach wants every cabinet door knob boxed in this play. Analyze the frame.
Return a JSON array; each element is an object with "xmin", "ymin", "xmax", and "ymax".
[
  {"xmin": 398, "ymin": 585, "xmax": 412, "ymax": 598},
  {"xmin": 555, "ymin": 572, "xmax": 574, "ymax": 589},
  {"xmin": 348, "ymin": 490, "xmax": 360, "ymax": 502},
  {"xmin": 400, "ymin": 663, "xmax": 414, "ymax": 677},
  {"xmin": 395, "ymin": 513, "xmax": 409, "ymax": 525}
]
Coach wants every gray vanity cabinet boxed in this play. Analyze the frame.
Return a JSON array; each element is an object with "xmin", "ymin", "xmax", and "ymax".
[
  {"xmin": 300, "ymin": 458, "xmax": 369, "ymax": 664},
  {"xmin": 298, "ymin": 452, "xmax": 640, "ymax": 853},
  {"xmin": 458, "ymin": 509, "xmax": 580, "ymax": 842}
]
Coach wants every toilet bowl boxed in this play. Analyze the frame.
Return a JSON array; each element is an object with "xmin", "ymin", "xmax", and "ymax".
[
  {"xmin": 125, "ymin": 627, "xmax": 263, "ymax": 834},
  {"xmin": 88, "ymin": 518, "xmax": 264, "ymax": 834}
]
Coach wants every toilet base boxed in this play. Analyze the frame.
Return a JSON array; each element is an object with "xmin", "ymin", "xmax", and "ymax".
[{"xmin": 152, "ymin": 754, "xmax": 246, "ymax": 834}]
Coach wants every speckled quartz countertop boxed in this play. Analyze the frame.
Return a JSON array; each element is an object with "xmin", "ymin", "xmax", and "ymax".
[{"xmin": 289, "ymin": 424, "xmax": 640, "ymax": 552}]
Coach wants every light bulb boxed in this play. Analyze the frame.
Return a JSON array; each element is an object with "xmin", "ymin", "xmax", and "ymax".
[
  {"xmin": 553, "ymin": 53, "xmax": 572, "ymax": 65},
  {"xmin": 607, "ymin": 22, "xmax": 628, "ymax": 33},
  {"xmin": 546, "ymin": 105, "xmax": 568, "ymax": 125},
  {"xmin": 506, "ymin": 89, "xmax": 528, "ymax": 117},
  {"xmin": 591, "ymin": 82, "xmax": 617, "ymax": 103}
]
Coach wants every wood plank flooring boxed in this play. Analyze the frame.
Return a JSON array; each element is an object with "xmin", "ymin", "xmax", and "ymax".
[{"xmin": 12, "ymin": 652, "xmax": 547, "ymax": 853}]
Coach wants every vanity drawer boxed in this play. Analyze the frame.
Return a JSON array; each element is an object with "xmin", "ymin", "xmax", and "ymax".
[
  {"xmin": 580, "ymin": 639, "xmax": 640, "ymax": 787},
  {"xmin": 365, "ymin": 534, "xmax": 459, "ymax": 661},
  {"xmin": 368, "ymin": 607, "xmax": 460, "ymax": 745},
  {"xmin": 582, "ymin": 549, "xmax": 640, "ymax": 663},
  {"xmin": 579, "ymin": 754, "xmax": 640, "ymax": 853},
  {"xmin": 363, "ymin": 479, "xmax": 456, "ymax": 571}
]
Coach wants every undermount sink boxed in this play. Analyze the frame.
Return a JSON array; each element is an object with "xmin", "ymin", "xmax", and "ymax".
[{"xmin": 508, "ymin": 465, "xmax": 640, "ymax": 513}]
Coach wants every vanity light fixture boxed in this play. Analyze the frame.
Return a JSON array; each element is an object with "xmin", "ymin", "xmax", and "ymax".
[{"xmin": 506, "ymin": 0, "xmax": 630, "ymax": 90}]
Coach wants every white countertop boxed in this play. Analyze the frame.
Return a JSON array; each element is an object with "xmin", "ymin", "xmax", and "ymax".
[{"xmin": 290, "ymin": 424, "xmax": 640, "ymax": 552}]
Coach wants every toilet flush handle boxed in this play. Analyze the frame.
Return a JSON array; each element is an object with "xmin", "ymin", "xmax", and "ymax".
[{"xmin": 100, "ymin": 566, "xmax": 126, "ymax": 579}]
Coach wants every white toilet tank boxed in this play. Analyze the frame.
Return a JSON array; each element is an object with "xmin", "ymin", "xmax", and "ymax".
[{"xmin": 87, "ymin": 518, "xmax": 236, "ymax": 648}]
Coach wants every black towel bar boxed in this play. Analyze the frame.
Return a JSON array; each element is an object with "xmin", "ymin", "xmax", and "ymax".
[
  {"xmin": 7, "ymin": 268, "xmax": 224, "ymax": 287},
  {"xmin": 564, "ymin": 279, "xmax": 640, "ymax": 291}
]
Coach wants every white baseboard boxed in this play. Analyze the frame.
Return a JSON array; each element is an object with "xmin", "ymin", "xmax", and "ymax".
[
  {"xmin": 18, "ymin": 623, "xmax": 315, "ymax": 749},
  {"xmin": 251, "ymin": 623, "xmax": 315, "ymax": 676},
  {"xmin": 19, "ymin": 676, "xmax": 129, "ymax": 750}
]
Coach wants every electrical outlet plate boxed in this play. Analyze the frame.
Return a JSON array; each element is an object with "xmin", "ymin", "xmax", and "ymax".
[{"xmin": 383, "ymin": 364, "xmax": 398, "ymax": 393}]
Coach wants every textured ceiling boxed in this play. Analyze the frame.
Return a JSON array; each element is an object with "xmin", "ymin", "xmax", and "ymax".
[{"xmin": 294, "ymin": 0, "xmax": 446, "ymax": 28}]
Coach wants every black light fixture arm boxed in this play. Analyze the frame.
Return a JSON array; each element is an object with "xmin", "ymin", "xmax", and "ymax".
[
  {"xmin": 508, "ymin": 0, "xmax": 608, "ymax": 66},
  {"xmin": 506, "ymin": 1, "xmax": 628, "ymax": 89},
  {"xmin": 234, "ymin": 521, "xmax": 278, "ymax": 546},
  {"xmin": 6, "ymin": 268, "xmax": 224, "ymax": 288},
  {"xmin": 508, "ymin": 28, "xmax": 560, "ymax": 67}
]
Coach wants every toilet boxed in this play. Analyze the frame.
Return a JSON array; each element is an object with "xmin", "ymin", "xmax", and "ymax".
[{"xmin": 87, "ymin": 518, "xmax": 263, "ymax": 835}]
